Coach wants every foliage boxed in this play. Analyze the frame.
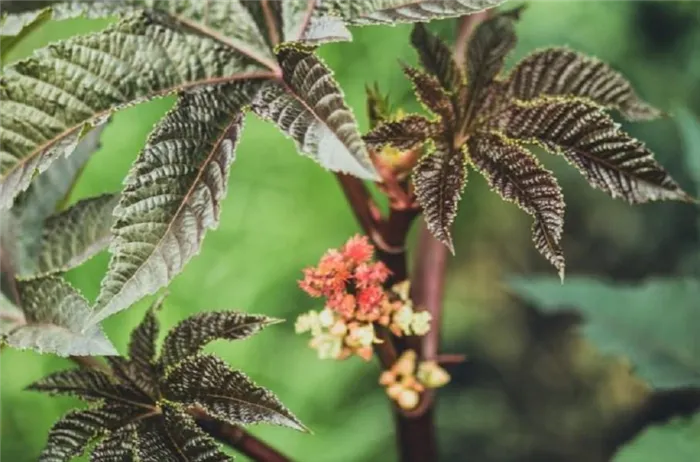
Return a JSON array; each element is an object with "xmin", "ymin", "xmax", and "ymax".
[
  {"xmin": 0, "ymin": 124, "xmax": 116, "ymax": 355},
  {"xmin": 365, "ymin": 8, "xmax": 692, "ymax": 278},
  {"xmin": 28, "ymin": 296, "xmax": 301, "ymax": 461}
]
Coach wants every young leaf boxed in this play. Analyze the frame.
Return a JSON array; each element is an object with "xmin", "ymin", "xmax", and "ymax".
[
  {"xmin": 91, "ymin": 82, "xmax": 259, "ymax": 326},
  {"xmin": 503, "ymin": 47, "xmax": 662, "ymax": 121},
  {"xmin": 25, "ymin": 193, "xmax": 119, "ymax": 276},
  {"xmin": 252, "ymin": 46, "xmax": 379, "ymax": 180},
  {"xmin": 469, "ymin": 132, "xmax": 565, "ymax": 278},
  {"xmin": 413, "ymin": 143, "xmax": 467, "ymax": 253},
  {"xmin": 10, "ymin": 275, "xmax": 116, "ymax": 356},
  {"xmin": 366, "ymin": 82, "xmax": 393, "ymax": 129},
  {"xmin": 498, "ymin": 98, "xmax": 692, "ymax": 203},
  {"xmin": 0, "ymin": 10, "xmax": 271, "ymax": 209},
  {"xmin": 162, "ymin": 354, "xmax": 305, "ymax": 431},
  {"xmin": 364, "ymin": 114, "xmax": 435, "ymax": 151},
  {"xmin": 160, "ymin": 311, "xmax": 279, "ymax": 368},
  {"xmin": 402, "ymin": 65, "xmax": 455, "ymax": 123},
  {"xmin": 410, "ymin": 24, "xmax": 463, "ymax": 93},
  {"xmin": 461, "ymin": 10, "xmax": 518, "ymax": 131},
  {"xmin": 328, "ymin": 0, "xmax": 507, "ymax": 25},
  {"xmin": 511, "ymin": 277, "xmax": 700, "ymax": 388},
  {"xmin": 137, "ymin": 404, "xmax": 230, "ymax": 462}
]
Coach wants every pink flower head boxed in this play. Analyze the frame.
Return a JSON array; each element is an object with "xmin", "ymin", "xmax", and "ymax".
[
  {"xmin": 328, "ymin": 293, "xmax": 356, "ymax": 318},
  {"xmin": 357, "ymin": 286, "xmax": 386, "ymax": 317},
  {"xmin": 343, "ymin": 235, "xmax": 374, "ymax": 265},
  {"xmin": 354, "ymin": 262, "xmax": 391, "ymax": 289}
]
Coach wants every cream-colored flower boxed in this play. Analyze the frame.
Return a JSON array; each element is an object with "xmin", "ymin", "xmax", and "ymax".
[
  {"xmin": 417, "ymin": 361, "xmax": 450, "ymax": 388},
  {"xmin": 310, "ymin": 333, "xmax": 343, "ymax": 360},
  {"xmin": 318, "ymin": 307, "xmax": 336, "ymax": 328},
  {"xmin": 294, "ymin": 310, "xmax": 320, "ymax": 335},
  {"xmin": 394, "ymin": 350, "xmax": 417, "ymax": 377},
  {"xmin": 397, "ymin": 388, "xmax": 420, "ymax": 410},
  {"xmin": 410, "ymin": 311, "xmax": 432, "ymax": 336},
  {"xmin": 347, "ymin": 323, "xmax": 376, "ymax": 348},
  {"xmin": 392, "ymin": 303, "xmax": 414, "ymax": 334}
]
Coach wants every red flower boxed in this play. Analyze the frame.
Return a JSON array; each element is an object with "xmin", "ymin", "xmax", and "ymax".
[
  {"xmin": 328, "ymin": 293, "xmax": 356, "ymax": 318},
  {"xmin": 342, "ymin": 235, "xmax": 374, "ymax": 265},
  {"xmin": 357, "ymin": 286, "xmax": 385, "ymax": 315},
  {"xmin": 355, "ymin": 262, "xmax": 391, "ymax": 288}
]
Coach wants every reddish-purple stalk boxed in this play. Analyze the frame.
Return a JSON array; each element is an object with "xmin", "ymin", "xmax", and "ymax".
[{"xmin": 335, "ymin": 11, "xmax": 490, "ymax": 462}]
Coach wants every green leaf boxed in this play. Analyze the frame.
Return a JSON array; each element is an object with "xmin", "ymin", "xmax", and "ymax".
[
  {"xmin": 328, "ymin": 0, "xmax": 507, "ymax": 26},
  {"xmin": 11, "ymin": 122, "xmax": 107, "ymax": 274},
  {"xmin": 510, "ymin": 277, "xmax": 700, "ymax": 388},
  {"xmin": 410, "ymin": 23, "xmax": 463, "ymax": 93},
  {"xmin": 503, "ymin": 47, "xmax": 662, "ymax": 121},
  {"xmin": 613, "ymin": 414, "xmax": 700, "ymax": 462},
  {"xmin": 470, "ymin": 131, "xmax": 565, "ymax": 279},
  {"xmin": 91, "ymin": 82, "xmax": 260, "ymax": 326},
  {"xmin": 162, "ymin": 355, "xmax": 305, "ymax": 431},
  {"xmin": 8, "ymin": 275, "xmax": 116, "ymax": 356},
  {"xmin": 136, "ymin": 404, "xmax": 230, "ymax": 462},
  {"xmin": 413, "ymin": 142, "xmax": 467, "ymax": 253},
  {"xmin": 1, "ymin": 7, "xmax": 53, "ymax": 62},
  {"xmin": 160, "ymin": 311, "xmax": 279, "ymax": 368},
  {"xmin": 498, "ymin": 98, "xmax": 692, "ymax": 204},
  {"xmin": 252, "ymin": 46, "xmax": 379, "ymax": 180},
  {"xmin": 676, "ymin": 107, "xmax": 700, "ymax": 192},
  {"xmin": 0, "ymin": 10, "xmax": 271, "ymax": 209},
  {"xmin": 365, "ymin": 82, "xmax": 393, "ymax": 129},
  {"xmin": 39, "ymin": 405, "xmax": 133, "ymax": 462},
  {"xmin": 363, "ymin": 114, "xmax": 435, "ymax": 151},
  {"xmin": 23, "ymin": 193, "xmax": 119, "ymax": 277}
]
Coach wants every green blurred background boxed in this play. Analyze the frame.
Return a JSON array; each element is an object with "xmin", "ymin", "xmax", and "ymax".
[{"xmin": 2, "ymin": 2, "xmax": 699, "ymax": 461}]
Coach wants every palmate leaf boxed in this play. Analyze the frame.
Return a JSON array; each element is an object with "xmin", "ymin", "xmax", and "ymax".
[
  {"xmin": 503, "ymin": 47, "xmax": 662, "ymax": 121},
  {"xmin": 7, "ymin": 275, "xmax": 116, "ymax": 356},
  {"xmin": 413, "ymin": 142, "xmax": 467, "ymax": 253},
  {"xmin": 160, "ymin": 311, "xmax": 279, "ymax": 369},
  {"xmin": 252, "ymin": 46, "xmax": 379, "ymax": 180},
  {"xmin": 89, "ymin": 82, "xmax": 259, "ymax": 326},
  {"xmin": 39, "ymin": 404, "xmax": 139, "ymax": 462},
  {"xmin": 90, "ymin": 425, "xmax": 138, "ymax": 462},
  {"xmin": 402, "ymin": 65, "xmax": 455, "ymax": 123},
  {"xmin": 0, "ymin": 10, "xmax": 270, "ymax": 210},
  {"xmin": 469, "ymin": 132, "xmax": 565, "ymax": 278},
  {"xmin": 327, "ymin": 0, "xmax": 506, "ymax": 25},
  {"xmin": 411, "ymin": 23, "xmax": 463, "ymax": 93},
  {"xmin": 511, "ymin": 277, "xmax": 700, "ymax": 388},
  {"xmin": 497, "ymin": 98, "xmax": 692, "ymax": 203},
  {"xmin": 460, "ymin": 8, "xmax": 518, "ymax": 131},
  {"xmin": 162, "ymin": 354, "xmax": 305, "ymax": 431},
  {"xmin": 364, "ymin": 114, "xmax": 435, "ymax": 151},
  {"xmin": 137, "ymin": 404, "xmax": 230, "ymax": 462},
  {"xmin": 12, "ymin": 121, "xmax": 106, "ymax": 261},
  {"xmin": 25, "ymin": 193, "xmax": 118, "ymax": 276}
]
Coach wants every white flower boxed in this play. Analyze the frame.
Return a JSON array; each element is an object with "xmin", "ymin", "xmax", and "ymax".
[{"xmin": 410, "ymin": 311, "xmax": 432, "ymax": 336}]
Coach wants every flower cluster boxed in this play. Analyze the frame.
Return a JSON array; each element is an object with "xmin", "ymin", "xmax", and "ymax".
[
  {"xmin": 296, "ymin": 235, "xmax": 431, "ymax": 360},
  {"xmin": 379, "ymin": 350, "xmax": 451, "ymax": 410}
]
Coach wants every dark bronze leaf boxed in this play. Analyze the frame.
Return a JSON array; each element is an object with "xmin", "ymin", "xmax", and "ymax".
[
  {"xmin": 411, "ymin": 23, "xmax": 464, "ymax": 93},
  {"xmin": 460, "ymin": 10, "xmax": 519, "ymax": 132},
  {"xmin": 498, "ymin": 98, "xmax": 692, "ymax": 203},
  {"xmin": 469, "ymin": 131, "xmax": 565, "ymax": 278},
  {"xmin": 136, "ymin": 405, "xmax": 230, "ymax": 462},
  {"xmin": 413, "ymin": 142, "xmax": 467, "ymax": 253},
  {"xmin": 402, "ymin": 65, "xmax": 455, "ymax": 123},
  {"xmin": 162, "ymin": 354, "xmax": 305, "ymax": 431},
  {"xmin": 89, "ymin": 425, "xmax": 137, "ymax": 462},
  {"xmin": 125, "ymin": 295, "xmax": 165, "ymax": 393},
  {"xmin": 159, "ymin": 311, "xmax": 280, "ymax": 369},
  {"xmin": 364, "ymin": 114, "xmax": 435, "ymax": 151},
  {"xmin": 503, "ymin": 47, "xmax": 662, "ymax": 121}
]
